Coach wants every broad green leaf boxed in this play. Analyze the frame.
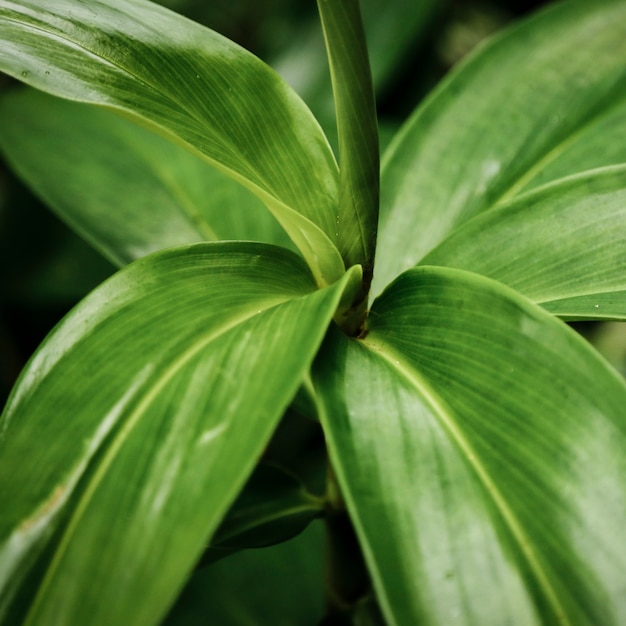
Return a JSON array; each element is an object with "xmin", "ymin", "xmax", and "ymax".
[
  {"xmin": 0, "ymin": 242, "xmax": 360, "ymax": 626},
  {"xmin": 317, "ymin": 0, "xmax": 379, "ymax": 282},
  {"xmin": 423, "ymin": 166, "xmax": 626, "ymax": 320},
  {"xmin": 164, "ymin": 520, "xmax": 326, "ymax": 626},
  {"xmin": 0, "ymin": 88, "xmax": 293, "ymax": 267},
  {"xmin": 374, "ymin": 0, "xmax": 626, "ymax": 295},
  {"xmin": 516, "ymin": 99, "xmax": 626, "ymax": 195},
  {"xmin": 314, "ymin": 267, "xmax": 626, "ymax": 625},
  {"xmin": 0, "ymin": 0, "xmax": 344, "ymax": 285}
]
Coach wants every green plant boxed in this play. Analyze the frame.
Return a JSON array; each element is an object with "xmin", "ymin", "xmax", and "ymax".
[{"xmin": 1, "ymin": 0, "xmax": 626, "ymax": 623}]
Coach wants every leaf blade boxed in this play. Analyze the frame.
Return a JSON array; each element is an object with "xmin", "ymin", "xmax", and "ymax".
[
  {"xmin": 374, "ymin": 0, "xmax": 626, "ymax": 294},
  {"xmin": 0, "ymin": 0, "xmax": 344, "ymax": 283},
  {"xmin": 0, "ymin": 242, "xmax": 360, "ymax": 626},
  {"xmin": 314, "ymin": 267, "xmax": 626, "ymax": 625},
  {"xmin": 0, "ymin": 88, "xmax": 294, "ymax": 266},
  {"xmin": 422, "ymin": 166, "xmax": 626, "ymax": 319}
]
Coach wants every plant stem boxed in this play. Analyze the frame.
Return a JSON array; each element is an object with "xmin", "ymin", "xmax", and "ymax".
[{"xmin": 324, "ymin": 463, "xmax": 371, "ymax": 619}]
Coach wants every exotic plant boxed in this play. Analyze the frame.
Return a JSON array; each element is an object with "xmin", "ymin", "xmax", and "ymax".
[{"xmin": 1, "ymin": 0, "xmax": 626, "ymax": 623}]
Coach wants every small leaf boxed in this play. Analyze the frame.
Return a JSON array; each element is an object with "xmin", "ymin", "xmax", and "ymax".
[
  {"xmin": 423, "ymin": 166, "xmax": 626, "ymax": 320},
  {"xmin": 205, "ymin": 463, "xmax": 324, "ymax": 556},
  {"xmin": 0, "ymin": 88, "xmax": 293, "ymax": 266},
  {"xmin": 0, "ymin": 242, "xmax": 360, "ymax": 626},
  {"xmin": 314, "ymin": 267, "xmax": 626, "ymax": 625},
  {"xmin": 0, "ymin": 0, "xmax": 344, "ymax": 284},
  {"xmin": 374, "ymin": 0, "xmax": 626, "ymax": 294}
]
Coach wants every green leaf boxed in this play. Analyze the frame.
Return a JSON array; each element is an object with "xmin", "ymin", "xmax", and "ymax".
[
  {"xmin": 205, "ymin": 463, "xmax": 324, "ymax": 556},
  {"xmin": 0, "ymin": 242, "xmax": 360, "ymax": 626},
  {"xmin": 314, "ymin": 267, "xmax": 626, "ymax": 625},
  {"xmin": 0, "ymin": 0, "xmax": 344, "ymax": 285},
  {"xmin": 0, "ymin": 88, "xmax": 293, "ymax": 267},
  {"xmin": 422, "ymin": 166, "xmax": 626, "ymax": 320},
  {"xmin": 316, "ymin": 0, "xmax": 379, "ymax": 282},
  {"xmin": 164, "ymin": 520, "xmax": 326, "ymax": 626},
  {"xmin": 274, "ymin": 0, "xmax": 442, "ymax": 144},
  {"xmin": 514, "ymin": 99, "xmax": 626, "ymax": 195},
  {"xmin": 374, "ymin": 0, "xmax": 626, "ymax": 295}
]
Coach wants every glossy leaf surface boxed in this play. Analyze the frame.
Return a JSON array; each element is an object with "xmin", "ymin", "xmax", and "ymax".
[
  {"xmin": 0, "ymin": 0, "xmax": 343, "ymax": 284},
  {"xmin": 274, "ymin": 0, "xmax": 442, "ymax": 143},
  {"xmin": 374, "ymin": 0, "xmax": 626, "ymax": 294},
  {"xmin": 314, "ymin": 267, "xmax": 626, "ymax": 625},
  {"xmin": 423, "ymin": 166, "xmax": 626, "ymax": 320},
  {"xmin": 317, "ymin": 0, "xmax": 379, "ymax": 278},
  {"xmin": 0, "ymin": 88, "xmax": 292, "ymax": 267},
  {"xmin": 0, "ymin": 242, "xmax": 360, "ymax": 626}
]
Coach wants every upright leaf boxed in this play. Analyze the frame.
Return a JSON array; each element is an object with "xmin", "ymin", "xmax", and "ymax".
[
  {"xmin": 164, "ymin": 521, "xmax": 326, "ymax": 626},
  {"xmin": 0, "ymin": 0, "xmax": 344, "ymax": 284},
  {"xmin": 314, "ymin": 267, "xmax": 626, "ymax": 625},
  {"xmin": 317, "ymin": 0, "xmax": 379, "ymax": 289},
  {"xmin": 0, "ymin": 88, "xmax": 293, "ymax": 266},
  {"xmin": 0, "ymin": 242, "xmax": 361, "ymax": 626},
  {"xmin": 374, "ymin": 0, "xmax": 626, "ymax": 294}
]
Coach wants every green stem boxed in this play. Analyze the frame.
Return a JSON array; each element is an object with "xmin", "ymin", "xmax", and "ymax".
[{"xmin": 324, "ymin": 463, "xmax": 371, "ymax": 619}]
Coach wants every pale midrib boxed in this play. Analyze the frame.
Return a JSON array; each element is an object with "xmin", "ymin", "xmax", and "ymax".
[
  {"xmin": 23, "ymin": 293, "xmax": 294, "ymax": 625},
  {"xmin": 361, "ymin": 334, "xmax": 572, "ymax": 626},
  {"xmin": 489, "ymin": 95, "xmax": 626, "ymax": 211},
  {"xmin": 124, "ymin": 138, "xmax": 219, "ymax": 241},
  {"xmin": 540, "ymin": 285, "xmax": 626, "ymax": 305},
  {"xmin": 154, "ymin": 165, "xmax": 219, "ymax": 240}
]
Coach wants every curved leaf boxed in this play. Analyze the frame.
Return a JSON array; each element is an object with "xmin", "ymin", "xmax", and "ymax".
[
  {"xmin": 0, "ymin": 242, "xmax": 361, "ymax": 626},
  {"xmin": 314, "ymin": 267, "xmax": 626, "ymax": 625},
  {"xmin": 0, "ymin": 88, "xmax": 293, "ymax": 266},
  {"xmin": 422, "ymin": 166, "xmax": 626, "ymax": 320},
  {"xmin": 374, "ymin": 0, "xmax": 626, "ymax": 294},
  {"xmin": 0, "ymin": 0, "xmax": 344, "ymax": 284}
]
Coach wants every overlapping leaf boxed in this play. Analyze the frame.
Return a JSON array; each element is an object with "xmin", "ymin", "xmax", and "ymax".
[
  {"xmin": 374, "ymin": 0, "xmax": 626, "ymax": 294},
  {"xmin": 423, "ymin": 166, "xmax": 626, "ymax": 319},
  {"xmin": 0, "ymin": 88, "xmax": 293, "ymax": 267},
  {"xmin": 0, "ymin": 242, "xmax": 360, "ymax": 626},
  {"xmin": 206, "ymin": 463, "xmax": 324, "ymax": 557},
  {"xmin": 314, "ymin": 267, "xmax": 626, "ymax": 625},
  {"xmin": 0, "ymin": 0, "xmax": 343, "ymax": 284}
]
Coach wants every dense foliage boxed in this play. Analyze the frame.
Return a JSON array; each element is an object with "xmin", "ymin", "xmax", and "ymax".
[{"xmin": 1, "ymin": 0, "xmax": 626, "ymax": 624}]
